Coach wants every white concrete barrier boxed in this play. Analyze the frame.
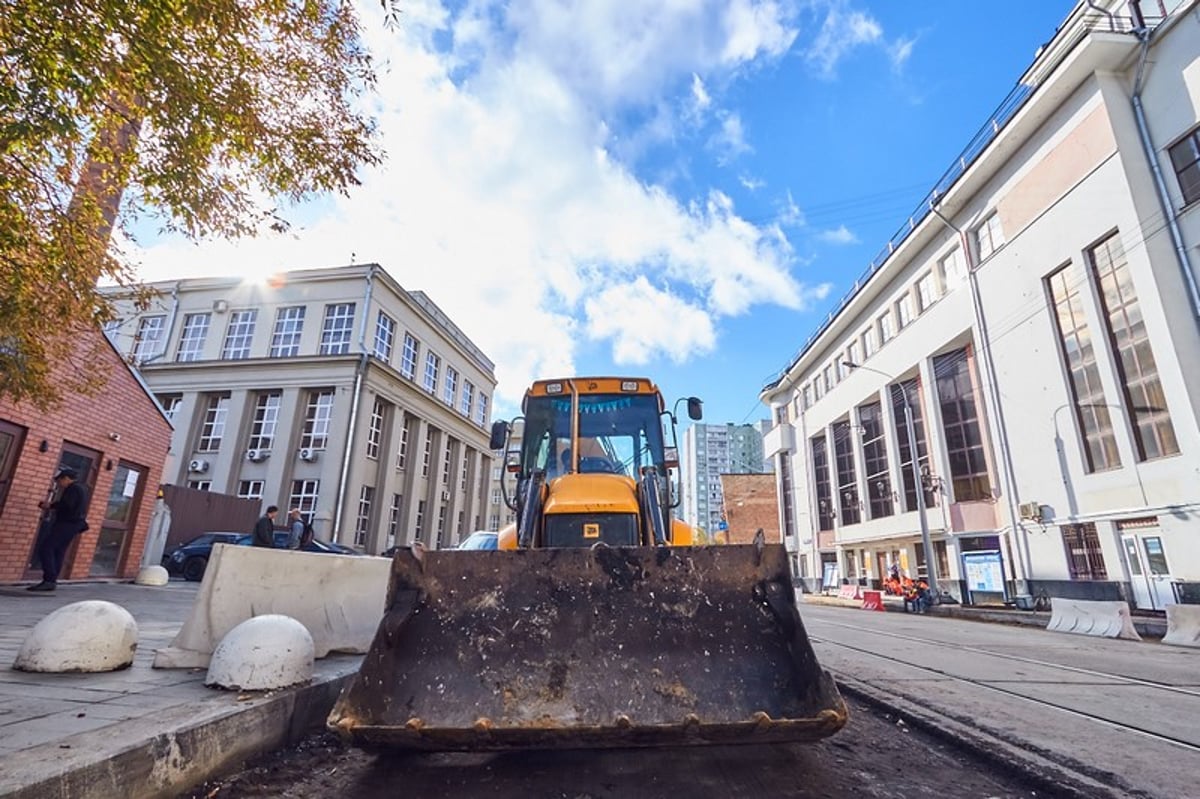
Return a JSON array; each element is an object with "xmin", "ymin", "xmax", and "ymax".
[
  {"xmin": 1162, "ymin": 604, "xmax": 1200, "ymax": 648},
  {"xmin": 153, "ymin": 544, "xmax": 391, "ymax": 669},
  {"xmin": 135, "ymin": 564, "xmax": 170, "ymax": 586},
  {"xmin": 14, "ymin": 601, "xmax": 138, "ymax": 672},
  {"xmin": 1046, "ymin": 597, "xmax": 1142, "ymax": 641},
  {"xmin": 205, "ymin": 615, "xmax": 314, "ymax": 691}
]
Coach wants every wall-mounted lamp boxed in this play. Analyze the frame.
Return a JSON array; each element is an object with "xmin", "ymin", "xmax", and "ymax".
[
  {"xmin": 105, "ymin": 459, "xmax": 114, "ymax": 471},
  {"xmin": 109, "ymin": 433, "xmax": 121, "ymax": 442},
  {"xmin": 38, "ymin": 439, "xmax": 48, "ymax": 453}
]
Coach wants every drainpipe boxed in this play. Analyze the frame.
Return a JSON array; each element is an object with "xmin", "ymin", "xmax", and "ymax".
[
  {"xmin": 1128, "ymin": 3, "xmax": 1200, "ymax": 322},
  {"xmin": 332, "ymin": 266, "xmax": 377, "ymax": 540},
  {"xmin": 929, "ymin": 204, "xmax": 1031, "ymax": 586}
]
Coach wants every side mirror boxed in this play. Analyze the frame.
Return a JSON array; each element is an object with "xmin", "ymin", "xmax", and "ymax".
[
  {"xmin": 687, "ymin": 397, "xmax": 703, "ymax": 421},
  {"xmin": 489, "ymin": 420, "xmax": 510, "ymax": 451}
]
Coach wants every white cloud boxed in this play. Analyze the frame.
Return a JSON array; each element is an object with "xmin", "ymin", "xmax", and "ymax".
[
  {"xmin": 584, "ymin": 277, "xmax": 716, "ymax": 364},
  {"xmin": 739, "ymin": 174, "xmax": 765, "ymax": 191},
  {"xmin": 131, "ymin": 0, "xmax": 823, "ymax": 409},
  {"xmin": 707, "ymin": 112, "xmax": 752, "ymax": 164},
  {"xmin": 889, "ymin": 35, "xmax": 916, "ymax": 71},
  {"xmin": 804, "ymin": 3, "xmax": 883, "ymax": 78},
  {"xmin": 690, "ymin": 73, "xmax": 712, "ymax": 114},
  {"xmin": 818, "ymin": 224, "xmax": 858, "ymax": 245}
]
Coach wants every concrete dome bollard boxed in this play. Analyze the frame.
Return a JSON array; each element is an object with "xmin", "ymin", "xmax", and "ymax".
[
  {"xmin": 205, "ymin": 614, "xmax": 314, "ymax": 691},
  {"xmin": 135, "ymin": 565, "xmax": 170, "ymax": 586},
  {"xmin": 14, "ymin": 601, "xmax": 138, "ymax": 673}
]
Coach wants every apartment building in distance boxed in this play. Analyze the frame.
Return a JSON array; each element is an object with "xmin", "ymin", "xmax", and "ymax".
[
  {"xmin": 681, "ymin": 422, "xmax": 769, "ymax": 537},
  {"xmin": 103, "ymin": 264, "xmax": 496, "ymax": 553},
  {"xmin": 762, "ymin": 0, "xmax": 1200, "ymax": 609}
]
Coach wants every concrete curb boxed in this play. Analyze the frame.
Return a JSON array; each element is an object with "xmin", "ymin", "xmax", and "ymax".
[{"xmin": 0, "ymin": 668, "xmax": 355, "ymax": 799}]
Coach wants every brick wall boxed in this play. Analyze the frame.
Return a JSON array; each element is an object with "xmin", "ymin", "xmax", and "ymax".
[
  {"xmin": 0, "ymin": 330, "xmax": 172, "ymax": 582},
  {"xmin": 718, "ymin": 473, "xmax": 781, "ymax": 545}
]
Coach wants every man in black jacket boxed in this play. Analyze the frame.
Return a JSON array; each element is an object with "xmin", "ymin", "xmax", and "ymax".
[
  {"xmin": 252, "ymin": 506, "xmax": 279, "ymax": 547},
  {"xmin": 28, "ymin": 468, "xmax": 91, "ymax": 592}
]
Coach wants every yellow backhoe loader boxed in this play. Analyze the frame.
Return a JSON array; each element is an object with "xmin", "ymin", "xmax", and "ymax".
[{"xmin": 329, "ymin": 377, "xmax": 846, "ymax": 750}]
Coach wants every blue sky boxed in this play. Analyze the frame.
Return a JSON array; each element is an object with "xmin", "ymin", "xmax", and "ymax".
[{"xmin": 132, "ymin": 0, "xmax": 1076, "ymax": 426}]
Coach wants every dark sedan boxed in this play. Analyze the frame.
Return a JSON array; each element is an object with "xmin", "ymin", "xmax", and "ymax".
[{"xmin": 163, "ymin": 530, "xmax": 363, "ymax": 581}]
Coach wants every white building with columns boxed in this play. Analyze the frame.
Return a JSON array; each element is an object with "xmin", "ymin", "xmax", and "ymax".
[
  {"xmin": 103, "ymin": 264, "xmax": 496, "ymax": 553},
  {"xmin": 761, "ymin": 0, "xmax": 1200, "ymax": 609}
]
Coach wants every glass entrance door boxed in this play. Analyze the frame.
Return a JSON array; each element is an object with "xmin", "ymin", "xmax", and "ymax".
[
  {"xmin": 90, "ymin": 462, "xmax": 147, "ymax": 576},
  {"xmin": 1121, "ymin": 536, "xmax": 1153, "ymax": 610},
  {"xmin": 1121, "ymin": 532, "xmax": 1172, "ymax": 611}
]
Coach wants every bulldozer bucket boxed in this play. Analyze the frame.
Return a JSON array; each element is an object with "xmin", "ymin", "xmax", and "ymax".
[{"xmin": 328, "ymin": 542, "xmax": 847, "ymax": 751}]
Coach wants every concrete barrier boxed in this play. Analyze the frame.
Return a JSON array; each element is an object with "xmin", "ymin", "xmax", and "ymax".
[
  {"xmin": 153, "ymin": 544, "xmax": 391, "ymax": 669},
  {"xmin": 837, "ymin": 584, "xmax": 862, "ymax": 600},
  {"xmin": 1162, "ymin": 604, "xmax": 1200, "ymax": 648},
  {"xmin": 1046, "ymin": 597, "xmax": 1142, "ymax": 641},
  {"xmin": 14, "ymin": 601, "xmax": 138, "ymax": 673},
  {"xmin": 861, "ymin": 590, "xmax": 884, "ymax": 611}
]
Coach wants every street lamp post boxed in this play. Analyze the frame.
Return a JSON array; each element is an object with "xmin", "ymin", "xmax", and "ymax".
[{"xmin": 844, "ymin": 361, "xmax": 940, "ymax": 599}]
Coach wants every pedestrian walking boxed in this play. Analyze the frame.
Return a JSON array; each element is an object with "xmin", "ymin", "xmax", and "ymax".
[
  {"xmin": 287, "ymin": 508, "xmax": 305, "ymax": 549},
  {"xmin": 28, "ymin": 468, "xmax": 91, "ymax": 591},
  {"xmin": 252, "ymin": 506, "xmax": 279, "ymax": 547}
]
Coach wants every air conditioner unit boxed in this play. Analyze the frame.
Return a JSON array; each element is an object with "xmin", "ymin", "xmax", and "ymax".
[
  {"xmin": 441, "ymin": 490, "xmax": 451, "ymax": 502},
  {"xmin": 298, "ymin": 447, "xmax": 318, "ymax": 462},
  {"xmin": 212, "ymin": 299, "xmax": 229, "ymax": 313},
  {"xmin": 245, "ymin": 449, "xmax": 268, "ymax": 463},
  {"xmin": 188, "ymin": 459, "xmax": 209, "ymax": 474},
  {"xmin": 1018, "ymin": 501, "xmax": 1042, "ymax": 521}
]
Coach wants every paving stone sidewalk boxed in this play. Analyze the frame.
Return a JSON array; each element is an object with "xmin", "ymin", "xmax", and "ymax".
[{"xmin": 0, "ymin": 580, "xmax": 360, "ymax": 799}]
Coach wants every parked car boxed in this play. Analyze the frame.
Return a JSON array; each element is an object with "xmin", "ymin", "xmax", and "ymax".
[
  {"xmin": 161, "ymin": 532, "xmax": 243, "ymax": 582},
  {"xmin": 457, "ymin": 531, "xmax": 499, "ymax": 550},
  {"xmin": 164, "ymin": 531, "xmax": 364, "ymax": 582}
]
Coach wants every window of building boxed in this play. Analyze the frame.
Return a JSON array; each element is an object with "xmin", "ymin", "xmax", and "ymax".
[
  {"xmin": 489, "ymin": 514, "xmax": 500, "ymax": 530},
  {"xmin": 973, "ymin": 212, "xmax": 1004, "ymax": 260},
  {"xmin": 822, "ymin": 364, "xmax": 833, "ymax": 393},
  {"xmin": 133, "ymin": 315, "xmax": 166, "ymax": 361},
  {"xmin": 289, "ymin": 479, "xmax": 320, "ymax": 515},
  {"xmin": 176, "ymin": 313, "xmax": 210, "ymax": 362},
  {"xmin": 374, "ymin": 312, "xmax": 395, "ymax": 362},
  {"xmin": 895, "ymin": 293, "xmax": 914, "ymax": 329},
  {"xmin": 221, "ymin": 309, "xmax": 257, "ymax": 359},
  {"xmin": 939, "ymin": 247, "xmax": 966, "ymax": 290},
  {"xmin": 864, "ymin": 326, "xmax": 883, "ymax": 359},
  {"xmin": 270, "ymin": 306, "xmax": 305, "ymax": 357},
  {"xmin": 877, "ymin": 311, "xmax": 894, "ymax": 344},
  {"xmin": 196, "ymin": 394, "xmax": 229, "ymax": 452},
  {"xmin": 778, "ymin": 453, "xmax": 796, "ymax": 539},
  {"xmin": 422, "ymin": 428, "xmax": 434, "ymax": 477},
  {"xmin": 300, "ymin": 389, "xmax": 335, "ymax": 450},
  {"xmin": 188, "ymin": 480, "xmax": 211, "ymax": 491},
  {"xmin": 859, "ymin": 402, "xmax": 893, "ymax": 519},
  {"xmin": 847, "ymin": 340, "xmax": 861, "ymax": 370},
  {"xmin": 366, "ymin": 398, "xmax": 385, "ymax": 460},
  {"xmin": 801, "ymin": 384, "xmax": 813, "ymax": 410},
  {"xmin": 319, "ymin": 303, "xmax": 355, "ymax": 355},
  {"xmin": 247, "ymin": 392, "xmax": 281, "ymax": 452},
  {"xmin": 415, "ymin": 499, "xmax": 426, "ymax": 542},
  {"xmin": 442, "ymin": 439, "xmax": 453, "ymax": 485},
  {"xmin": 916, "ymin": 272, "xmax": 939, "ymax": 312},
  {"xmin": 396, "ymin": 419, "xmax": 409, "ymax": 471},
  {"xmin": 832, "ymin": 420, "xmax": 860, "ymax": 526},
  {"xmin": 1046, "ymin": 262, "xmax": 1120, "ymax": 472},
  {"xmin": 354, "ymin": 485, "xmax": 374, "ymax": 547},
  {"xmin": 388, "ymin": 493, "xmax": 402, "ymax": 548},
  {"xmin": 423, "ymin": 352, "xmax": 440, "ymax": 394},
  {"xmin": 1168, "ymin": 127, "xmax": 1200, "ymax": 206},
  {"xmin": 436, "ymin": 505, "xmax": 448, "ymax": 549},
  {"xmin": 889, "ymin": 379, "xmax": 935, "ymax": 513},
  {"xmin": 400, "ymin": 333, "xmax": 419, "ymax": 379},
  {"xmin": 461, "ymin": 381, "xmax": 474, "ymax": 417},
  {"xmin": 1061, "ymin": 522, "xmax": 1107, "ymax": 580},
  {"xmin": 933, "ymin": 349, "xmax": 992, "ymax": 501},
  {"xmin": 814, "ymin": 375, "xmax": 825, "ymax": 400},
  {"xmin": 443, "ymin": 367, "xmax": 458, "ymax": 407},
  {"xmin": 237, "ymin": 480, "xmax": 264, "ymax": 500},
  {"xmin": 476, "ymin": 393, "xmax": 489, "ymax": 427},
  {"xmin": 156, "ymin": 393, "xmax": 182, "ymax": 422},
  {"xmin": 1088, "ymin": 232, "xmax": 1179, "ymax": 461},
  {"xmin": 461, "ymin": 451, "xmax": 469, "ymax": 491},
  {"xmin": 491, "ymin": 488, "xmax": 502, "ymax": 506}
]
